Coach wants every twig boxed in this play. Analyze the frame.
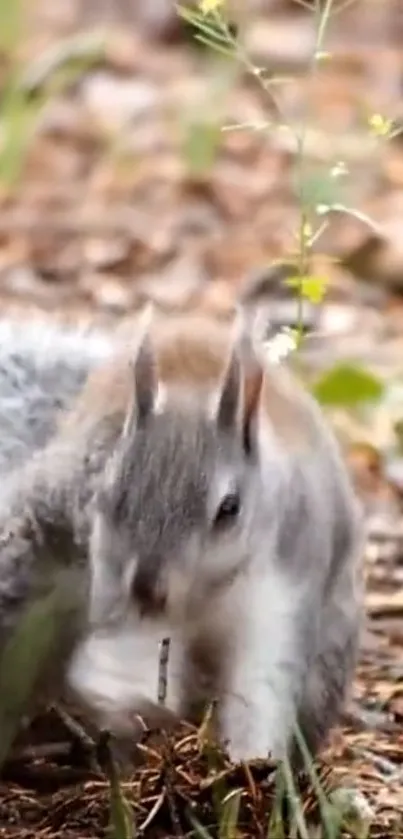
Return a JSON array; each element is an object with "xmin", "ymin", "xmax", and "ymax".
[
  {"xmin": 2, "ymin": 761, "xmax": 99, "ymax": 788},
  {"xmin": 52, "ymin": 704, "xmax": 98, "ymax": 770},
  {"xmin": 158, "ymin": 637, "xmax": 170, "ymax": 706},
  {"xmin": 138, "ymin": 792, "xmax": 165, "ymax": 833},
  {"xmin": 157, "ymin": 635, "xmax": 183, "ymax": 837},
  {"xmin": 5, "ymin": 740, "xmax": 73, "ymax": 764}
]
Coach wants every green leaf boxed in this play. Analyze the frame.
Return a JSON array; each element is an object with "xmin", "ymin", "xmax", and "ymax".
[
  {"xmin": 0, "ymin": 0, "xmax": 22, "ymax": 55},
  {"xmin": 0, "ymin": 30, "xmax": 105, "ymax": 190},
  {"xmin": 313, "ymin": 364, "xmax": 384, "ymax": 407},
  {"xmin": 177, "ymin": 10, "xmax": 229, "ymax": 46},
  {"xmin": 0, "ymin": 89, "xmax": 44, "ymax": 188},
  {"xmin": 0, "ymin": 571, "xmax": 78, "ymax": 768},
  {"xmin": 176, "ymin": 4, "xmax": 237, "ymax": 54},
  {"xmin": 20, "ymin": 30, "xmax": 107, "ymax": 94},
  {"xmin": 285, "ymin": 275, "xmax": 327, "ymax": 304},
  {"xmin": 182, "ymin": 118, "xmax": 222, "ymax": 177},
  {"xmin": 194, "ymin": 33, "xmax": 234, "ymax": 57},
  {"xmin": 295, "ymin": 168, "xmax": 345, "ymax": 213}
]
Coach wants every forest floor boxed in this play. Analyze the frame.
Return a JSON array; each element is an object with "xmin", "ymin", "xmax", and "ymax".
[{"xmin": 0, "ymin": 1, "xmax": 402, "ymax": 836}]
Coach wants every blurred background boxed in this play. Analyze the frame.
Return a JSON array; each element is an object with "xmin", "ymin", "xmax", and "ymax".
[
  {"xmin": 2, "ymin": 0, "xmax": 403, "ymax": 507},
  {"xmin": 1, "ymin": 4, "xmax": 403, "ymax": 516}
]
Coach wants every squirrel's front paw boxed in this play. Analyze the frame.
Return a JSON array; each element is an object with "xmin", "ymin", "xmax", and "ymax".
[
  {"xmin": 225, "ymin": 734, "xmax": 286, "ymax": 765},
  {"xmin": 221, "ymin": 721, "xmax": 282, "ymax": 765},
  {"xmin": 220, "ymin": 703, "xmax": 287, "ymax": 765},
  {"xmin": 225, "ymin": 738, "xmax": 270, "ymax": 765}
]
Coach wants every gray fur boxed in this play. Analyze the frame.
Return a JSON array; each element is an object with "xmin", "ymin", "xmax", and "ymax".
[
  {"xmin": 0, "ymin": 315, "xmax": 179, "ymax": 741},
  {"xmin": 0, "ymin": 314, "xmax": 365, "ymax": 764},
  {"xmin": 0, "ymin": 317, "xmax": 125, "ymax": 728},
  {"xmin": 0, "ymin": 412, "xmax": 120, "ymax": 721},
  {"xmin": 75, "ymin": 334, "xmax": 365, "ymax": 764},
  {"xmin": 0, "ymin": 318, "xmax": 116, "ymax": 473}
]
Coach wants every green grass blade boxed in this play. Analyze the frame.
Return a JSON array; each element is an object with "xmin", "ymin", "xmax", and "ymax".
[
  {"xmin": 97, "ymin": 732, "xmax": 136, "ymax": 839},
  {"xmin": 280, "ymin": 756, "xmax": 310, "ymax": 839},
  {"xmin": 218, "ymin": 788, "xmax": 242, "ymax": 839},
  {"xmin": 186, "ymin": 807, "xmax": 215, "ymax": 839},
  {"xmin": 267, "ymin": 766, "xmax": 287, "ymax": 839},
  {"xmin": 293, "ymin": 723, "xmax": 342, "ymax": 839}
]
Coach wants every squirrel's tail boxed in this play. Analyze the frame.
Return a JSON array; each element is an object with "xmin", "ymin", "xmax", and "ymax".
[{"xmin": 0, "ymin": 317, "xmax": 118, "ymax": 473}]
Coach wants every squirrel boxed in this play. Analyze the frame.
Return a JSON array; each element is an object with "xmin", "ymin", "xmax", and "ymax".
[
  {"xmin": 65, "ymin": 304, "xmax": 365, "ymax": 765},
  {"xmin": 0, "ymin": 301, "xmax": 365, "ymax": 765}
]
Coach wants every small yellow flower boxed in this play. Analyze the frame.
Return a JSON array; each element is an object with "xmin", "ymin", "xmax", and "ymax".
[
  {"xmin": 315, "ymin": 50, "xmax": 332, "ymax": 62},
  {"xmin": 368, "ymin": 113, "xmax": 393, "ymax": 138},
  {"xmin": 199, "ymin": 0, "xmax": 224, "ymax": 13},
  {"xmin": 286, "ymin": 275, "xmax": 327, "ymax": 305}
]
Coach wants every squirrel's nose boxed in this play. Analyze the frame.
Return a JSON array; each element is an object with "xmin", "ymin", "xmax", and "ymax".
[{"xmin": 131, "ymin": 559, "xmax": 166, "ymax": 616}]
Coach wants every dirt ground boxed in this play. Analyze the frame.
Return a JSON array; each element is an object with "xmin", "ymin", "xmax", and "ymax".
[{"xmin": 0, "ymin": 0, "xmax": 402, "ymax": 836}]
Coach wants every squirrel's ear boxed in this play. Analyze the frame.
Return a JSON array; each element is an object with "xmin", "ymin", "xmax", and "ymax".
[
  {"xmin": 214, "ymin": 307, "xmax": 265, "ymax": 453},
  {"xmin": 214, "ymin": 342, "xmax": 244, "ymax": 436},
  {"xmin": 123, "ymin": 307, "xmax": 156, "ymax": 437}
]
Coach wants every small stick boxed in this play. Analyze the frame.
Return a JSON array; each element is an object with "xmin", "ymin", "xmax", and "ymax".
[
  {"xmin": 52, "ymin": 704, "xmax": 99, "ymax": 771},
  {"xmin": 158, "ymin": 637, "xmax": 170, "ymax": 706},
  {"xmin": 157, "ymin": 636, "xmax": 183, "ymax": 837}
]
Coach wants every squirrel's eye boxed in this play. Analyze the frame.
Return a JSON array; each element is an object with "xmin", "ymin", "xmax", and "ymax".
[{"xmin": 213, "ymin": 492, "xmax": 241, "ymax": 528}]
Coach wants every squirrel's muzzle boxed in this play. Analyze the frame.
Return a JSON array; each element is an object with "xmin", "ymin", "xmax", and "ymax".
[{"xmin": 131, "ymin": 557, "xmax": 167, "ymax": 617}]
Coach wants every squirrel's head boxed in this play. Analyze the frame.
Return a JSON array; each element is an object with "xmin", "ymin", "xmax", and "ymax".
[{"xmin": 88, "ymin": 309, "xmax": 267, "ymax": 628}]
